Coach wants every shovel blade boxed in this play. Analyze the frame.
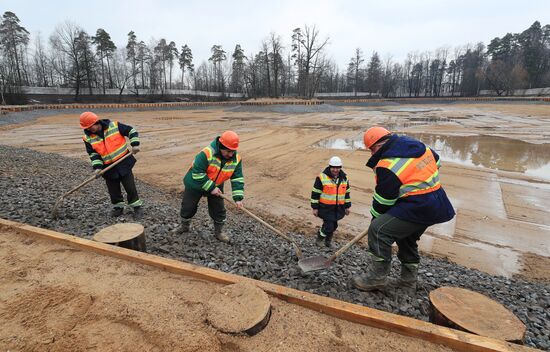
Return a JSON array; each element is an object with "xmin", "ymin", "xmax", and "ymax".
[{"xmin": 298, "ymin": 256, "xmax": 332, "ymax": 273}]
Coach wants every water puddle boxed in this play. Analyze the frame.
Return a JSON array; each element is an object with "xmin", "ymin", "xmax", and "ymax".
[
  {"xmin": 419, "ymin": 234, "xmax": 520, "ymax": 277},
  {"xmin": 315, "ymin": 134, "xmax": 550, "ymax": 180}
]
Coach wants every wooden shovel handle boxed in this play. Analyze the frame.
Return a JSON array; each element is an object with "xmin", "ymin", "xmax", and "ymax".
[
  {"xmin": 220, "ymin": 193, "xmax": 303, "ymax": 258},
  {"xmin": 328, "ymin": 227, "xmax": 369, "ymax": 262},
  {"xmin": 62, "ymin": 151, "xmax": 133, "ymax": 198}
]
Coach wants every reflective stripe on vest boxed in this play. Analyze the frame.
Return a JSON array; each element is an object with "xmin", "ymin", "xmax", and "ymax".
[
  {"xmin": 83, "ymin": 121, "xmax": 129, "ymax": 164},
  {"xmin": 319, "ymin": 173, "xmax": 348, "ymax": 205},
  {"xmin": 375, "ymin": 147, "xmax": 441, "ymax": 198},
  {"xmin": 202, "ymin": 146, "xmax": 241, "ymax": 186}
]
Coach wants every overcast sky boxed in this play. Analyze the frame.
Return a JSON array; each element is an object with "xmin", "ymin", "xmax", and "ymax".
[{"xmin": 6, "ymin": 0, "xmax": 550, "ymax": 68}]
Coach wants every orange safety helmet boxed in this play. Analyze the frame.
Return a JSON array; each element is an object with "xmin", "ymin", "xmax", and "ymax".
[
  {"xmin": 363, "ymin": 126, "xmax": 391, "ymax": 149},
  {"xmin": 80, "ymin": 111, "xmax": 99, "ymax": 129},
  {"xmin": 219, "ymin": 130, "xmax": 240, "ymax": 150}
]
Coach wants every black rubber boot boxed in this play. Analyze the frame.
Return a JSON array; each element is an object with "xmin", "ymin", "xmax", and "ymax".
[
  {"xmin": 214, "ymin": 222, "xmax": 230, "ymax": 243},
  {"xmin": 175, "ymin": 218, "xmax": 191, "ymax": 234},
  {"xmin": 315, "ymin": 229, "xmax": 325, "ymax": 248},
  {"xmin": 132, "ymin": 206, "xmax": 144, "ymax": 220},
  {"xmin": 111, "ymin": 207, "xmax": 124, "ymax": 217},
  {"xmin": 397, "ymin": 263, "xmax": 419, "ymax": 292},
  {"xmin": 324, "ymin": 233, "xmax": 333, "ymax": 248},
  {"xmin": 352, "ymin": 260, "xmax": 391, "ymax": 292}
]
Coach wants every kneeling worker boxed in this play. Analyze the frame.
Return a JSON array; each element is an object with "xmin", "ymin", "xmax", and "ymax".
[{"xmin": 176, "ymin": 131, "xmax": 244, "ymax": 243}]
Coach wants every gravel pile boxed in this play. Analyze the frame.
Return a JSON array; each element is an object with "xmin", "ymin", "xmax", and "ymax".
[{"xmin": 1, "ymin": 144, "xmax": 549, "ymax": 350}]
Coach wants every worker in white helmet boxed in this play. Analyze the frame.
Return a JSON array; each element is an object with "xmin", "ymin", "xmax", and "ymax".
[{"xmin": 310, "ymin": 156, "xmax": 351, "ymax": 247}]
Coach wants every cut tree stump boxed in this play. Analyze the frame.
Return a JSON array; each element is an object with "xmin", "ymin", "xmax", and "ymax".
[
  {"xmin": 206, "ymin": 282, "xmax": 271, "ymax": 336},
  {"xmin": 429, "ymin": 286, "xmax": 526, "ymax": 344},
  {"xmin": 93, "ymin": 223, "xmax": 146, "ymax": 252}
]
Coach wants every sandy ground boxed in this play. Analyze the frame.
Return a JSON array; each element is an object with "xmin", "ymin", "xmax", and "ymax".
[
  {"xmin": 0, "ymin": 103, "xmax": 549, "ymax": 280},
  {"xmin": 0, "ymin": 226, "xmax": 455, "ymax": 352}
]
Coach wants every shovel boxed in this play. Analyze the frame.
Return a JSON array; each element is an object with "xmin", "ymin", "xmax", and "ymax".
[
  {"xmin": 220, "ymin": 193, "xmax": 303, "ymax": 259},
  {"xmin": 298, "ymin": 227, "xmax": 369, "ymax": 273},
  {"xmin": 51, "ymin": 151, "xmax": 133, "ymax": 219}
]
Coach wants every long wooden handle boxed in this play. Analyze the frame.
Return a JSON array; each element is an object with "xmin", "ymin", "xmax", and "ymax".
[
  {"xmin": 328, "ymin": 227, "xmax": 369, "ymax": 263},
  {"xmin": 220, "ymin": 194, "xmax": 303, "ymax": 258},
  {"xmin": 62, "ymin": 151, "xmax": 133, "ymax": 198}
]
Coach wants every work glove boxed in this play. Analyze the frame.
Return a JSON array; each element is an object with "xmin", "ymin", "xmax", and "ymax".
[
  {"xmin": 132, "ymin": 146, "xmax": 140, "ymax": 154},
  {"xmin": 94, "ymin": 169, "xmax": 103, "ymax": 178},
  {"xmin": 312, "ymin": 209, "xmax": 318, "ymax": 217},
  {"xmin": 345, "ymin": 208, "xmax": 350, "ymax": 216}
]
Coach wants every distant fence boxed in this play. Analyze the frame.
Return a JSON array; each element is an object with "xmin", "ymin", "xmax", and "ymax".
[
  {"xmin": 0, "ymin": 99, "xmax": 325, "ymax": 114},
  {"xmin": 479, "ymin": 87, "xmax": 550, "ymax": 96},
  {"xmin": 315, "ymin": 92, "xmax": 380, "ymax": 98},
  {"xmin": 323, "ymin": 96, "xmax": 550, "ymax": 104},
  {"xmin": 17, "ymin": 86, "xmax": 550, "ymax": 100},
  {"xmin": 316, "ymin": 87, "xmax": 550, "ymax": 99},
  {"xmin": 20, "ymin": 86, "xmax": 245, "ymax": 99}
]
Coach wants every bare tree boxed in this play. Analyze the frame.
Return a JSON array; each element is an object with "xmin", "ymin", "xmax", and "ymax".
[
  {"xmin": 260, "ymin": 41, "xmax": 271, "ymax": 96},
  {"xmin": 49, "ymin": 22, "xmax": 90, "ymax": 100},
  {"xmin": 112, "ymin": 48, "xmax": 138, "ymax": 101},
  {"xmin": 269, "ymin": 33, "xmax": 283, "ymax": 97},
  {"xmin": 292, "ymin": 25, "xmax": 329, "ymax": 98},
  {"xmin": 32, "ymin": 32, "xmax": 49, "ymax": 86}
]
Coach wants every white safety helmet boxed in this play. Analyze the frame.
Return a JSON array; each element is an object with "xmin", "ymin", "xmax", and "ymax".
[{"xmin": 329, "ymin": 156, "xmax": 343, "ymax": 167}]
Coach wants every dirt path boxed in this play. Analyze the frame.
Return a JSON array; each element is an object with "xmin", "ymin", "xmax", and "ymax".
[
  {"xmin": 0, "ymin": 226, "xmax": 455, "ymax": 352},
  {"xmin": 0, "ymin": 103, "xmax": 549, "ymax": 280}
]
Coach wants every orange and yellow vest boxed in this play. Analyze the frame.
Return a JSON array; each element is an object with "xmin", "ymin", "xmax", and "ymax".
[
  {"xmin": 319, "ymin": 173, "xmax": 349, "ymax": 205},
  {"xmin": 375, "ymin": 147, "xmax": 440, "ymax": 198},
  {"xmin": 83, "ymin": 121, "xmax": 129, "ymax": 165},
  {"xmin": 201, "ymin": 146, "xmax": 242, "ymax": 186}
]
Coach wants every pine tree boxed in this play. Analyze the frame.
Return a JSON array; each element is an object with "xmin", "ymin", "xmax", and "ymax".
[
  {"xmin": 230, "ymin": 44, "xmax": 245, "ymax": 93},
  {"xmin": 92, "ymin": 28, "xmax": 116, "ymax": 92},
  {"xmin": 0, "ymin": 11, "xmax": 30, "ymax": 85},
  {"xmin": 178, "ymin": 44, "xmax": 193, "ymax": 89}
]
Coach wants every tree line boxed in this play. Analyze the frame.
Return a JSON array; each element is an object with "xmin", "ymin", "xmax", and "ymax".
[{"xmin": 1, "ymin": 10, "xmax": 549, "ymax": 104}]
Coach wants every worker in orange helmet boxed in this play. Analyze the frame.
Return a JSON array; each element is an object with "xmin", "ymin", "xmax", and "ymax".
[
  {"xmin": 80, "ymin": 111, "xmax": 143, "ymax": 219},
  {"xmin": 352, "ymin": 126, "xmax": 455, "ymax": 293},
  {"xmin": 176, "ymin": 131, "xmax": 244, "ymax": 243}
]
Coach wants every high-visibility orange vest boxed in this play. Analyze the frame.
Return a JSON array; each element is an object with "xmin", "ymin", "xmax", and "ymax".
[
  {"xmin": 319, "ymin": 173, "xmax": 348, "ymax": 205},
  {"xmin": 375, "ymin": 148, "xmax": 441, "ymax": 198},
  {"xmin": 202, "ymin": 146, "xmax": 242, "ymax": 186},
  {"xmin": 83, "ymin": 121, "xmax": 129, "ymax": 165}
]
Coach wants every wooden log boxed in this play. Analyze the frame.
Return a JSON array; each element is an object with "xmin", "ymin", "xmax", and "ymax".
[
  {"xmin": 206, "ymin": 282, "xmax": 271, "ymax": 335},
  {"xmin": 429, "ymin": 287, "xmax": 526, "ymax": 344},
  {"xmin": 93, "ymin": 223, "xmax": 146, "ymax": 252}
]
